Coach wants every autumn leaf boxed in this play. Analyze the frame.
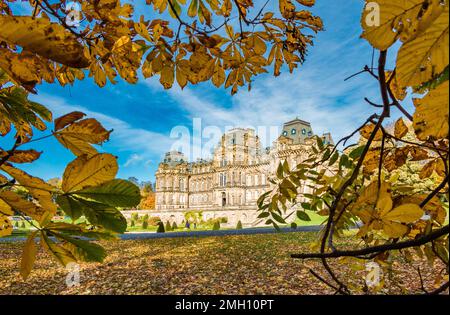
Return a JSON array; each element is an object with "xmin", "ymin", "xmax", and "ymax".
[
  {"xmin": 360, "ymin": 123, "xmax": 383, "ymax": 141},
  {"xmin": 360, "ymin": 0, "xmax": 446, "ymax": 51},
  {"xmin": 394, "ymin": 118, "xmax": 409, "ymax": 139},
  {"xmin": 413, "ymin": 81, "xmax": 449, "ymax": 140},
  {"xmin": 396, "ymin": 7, "xmax": 449, "ymax": 88},
  {"xmin": 0, "ymin": 163, "xmax": 56, "ymax": 223},
  {"xmin": 20, "ymin": 231, "xmax": 38, "ymax": 280},
  {"xmin": 382, "ymin": 203, "xmax": 423, "ymax": 223},
  {"xmin": 54, "ymin": 111, "xmax": 86, "ymax": 131},
  {"xmin": 55, "ymin": 118, "xmax": 112, "ymax": 157},
  {"xmin": 0, "ymin": 190, "xmax": 47, "ymax": 222},
  {"xmin": 61, "ymin": 153, "xmax": 118, "ymax": 193},
  {"xmin": 0, "ymin": 16, "xmax": 89, "ymax": 68},
  {"xmin": 0, "ymin": 211, "xmax": 13, "ymax": 237},
  {"xmin": 0, "ymin": 149, "xmax": 41, "ymax": 163}
]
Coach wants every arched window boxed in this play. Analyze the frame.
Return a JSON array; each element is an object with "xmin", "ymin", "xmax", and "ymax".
[
  {"xmin": 302, "ymin": 128, "xmax": 306, "ymax": 135},
  {"xmin": 291, "ymin": 128, "xmax": 297, "ymax": 135},
  {"xmin": 282, "ymin": 131, "xmax": 288, "ymax": 136}
]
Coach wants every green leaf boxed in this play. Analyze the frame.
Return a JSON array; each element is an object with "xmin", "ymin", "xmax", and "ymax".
[
  {"xmin": 52, "ymin": 231, "xmax": 106, "ymax": 263},
  {"xmin": 72, "ymin": 179, "xmax": 141, "ymax": 207},
  {"xmin": 77, "ymin": 199, "xmax": 127, "ymax": 233},
  {"xmin": 56, "ymin": 195, "xmax": 83, "ymax": 220},
  {"xmin": 257, "ymin": 212, "xmax": 270, "ymax": 219},
  {"xmin": 349, "ymin": 145, "xmax": 366, "ymax": 160},
  {"xmin": 57, "ymin": 196, "xmax": 127, "ymax": 233},
  {"xmin": 257, "ymin": 191, "xmax": 270, "ymax": 208},
  {"xmin": 276, "ymin": 162, "xmax": 284, "ymax": 179},
  {"xmin": 40, "ymin": 231, "xmax": 76, "ymax": 266},
  {"xmin": 316, "ymin": 136, "xmax": 324, "ymax": 151},
  {"xmin": 300, "ymin": 202, "xmax": 311, "ymax": 210},
  {"xmin": 297, "ymin": 210, "xmax": 311, "ymax": 221},
  {"xmin": 329, "ymin": 151, "xmax": 339, "ymax": 166},
  {"xmin": 271, "ymin": 211, "xmax": 286, "ymax": 224}
]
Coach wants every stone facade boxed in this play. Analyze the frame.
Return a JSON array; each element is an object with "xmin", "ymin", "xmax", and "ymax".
[{"xmin": 154, "ymin": 118, "xmax": 333, "ymax": 225}]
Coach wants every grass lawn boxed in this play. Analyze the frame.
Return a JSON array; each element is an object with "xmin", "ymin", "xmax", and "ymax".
[{"xmin": 0, "ymin": 231, "xmax": 445, "ymax": 295}]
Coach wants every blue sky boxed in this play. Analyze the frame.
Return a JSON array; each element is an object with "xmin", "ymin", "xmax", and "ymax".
[{"xmin": 4, "ymin": 0, "xmax": 411, "ymax": 183}]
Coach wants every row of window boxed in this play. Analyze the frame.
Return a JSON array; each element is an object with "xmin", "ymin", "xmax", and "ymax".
[{"xmin": 282, "ymin": 128, "xmax": 313, "ymax": 137}]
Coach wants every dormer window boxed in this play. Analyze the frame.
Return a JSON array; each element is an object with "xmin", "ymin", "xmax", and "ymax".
[
  {"xmin": 308, "ymin": 131, "xmax": 312, "ymax": 137},
  {"xmin": 282, "ymin": 131, "xmax": 288, "ymax": 136},
  {"xmin": 302, "ymin": 128, "xmax": 306, "ymax": 135},
  {"xmin": 291, "ymin": 129, "xmax": 297, "ymax": 135}
]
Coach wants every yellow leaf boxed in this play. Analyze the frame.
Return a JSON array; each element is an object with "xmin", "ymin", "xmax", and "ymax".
[
  {"xmin": 387, "ymin": 71, "xmax": 407, "ymax": 101},
  {"xmin": 55, "ymin": 118, "xmax": 111, "ymax": 157},
  {"xmin": 160, "ymin": 65, "xmax": 174, "ymax": 89},
  {"xmin": 54, "ymin": 111, "xmax": 86, "ymax": 131},
  {"xmin": 362, "ymin": 149, "xmax": 380, "ymax": 175},
  {"xmin": 413, "ymin": 81, "xmax": 449, "ymax": 140},
  {"xmin": 0, "ymin": 212, "xmax": 13, "ymax": 237},
  {"xmin": 0, "ymin": 190, "xmax": 47, "ymax": 222},
  {"xmin": 376, "ymin": 193, "xmax": 393, "ymax": 218},
  {"xmin": 360, "ymin": 0, "xmax": 446, "ymax": 51},
  {"xmin": 0, "ymin": 16, "xmax": 89, "ymax": 68},
  {"xmin": 382, "ymin": 220, "xmax": 409, "ymax": 238},
  {"xmin": 62, "ymin": 153, "xmax": 118, "ymax": 193},
  {"xmin": 394, "ymin": 118, "xmax": 409, "ymax": 139},
  {"xmin": 188, "ymin": 0, "xmax": 199, "ymax": 17},
  {"xmin": 360, "ymin": 0, "xmax": 416, "ymax": 50},
  {"xmin": 40, "ymin": 231, "xmax": 76, "ymax": 266},
  {"xmin": 212, "ymin": 62, "xmax": 226, "ymax": 87},
  {"xmin": 420, "ymin": 159, "xmax": 436, "ymax": 179},
  {"xmin": 153, "ymin": 23, "xmax": 163, "ymax": 42},
  {"xmin": 0, "ymin": 149, "xmax": 41, "ymax": 164},
  {"xmin": 0, "ymin": 163, "xmax": 56, "ymax": 223},
  {"xmin": 360, "ymin": 123, "xmax": 383, "ymax": 141},
  {"xmin": 20, "ymin": 231, "xmax": 38, "ymax": 280},
  {"xmin": 382, "ymin": 203, "xmax": 423, "ymax": 223},
  {"xmin": 397, "ymin": 8, "xmax": 449, "ymax": 88}
]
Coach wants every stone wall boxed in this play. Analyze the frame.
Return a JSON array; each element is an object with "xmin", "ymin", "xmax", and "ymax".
[{"xmin": 121, "ymin": 207, "xmax": 262, "ymax": 227}]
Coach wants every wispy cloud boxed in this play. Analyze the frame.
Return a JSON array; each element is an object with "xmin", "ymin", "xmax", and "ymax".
[{"xmin": 31, "ymin": 93, "xmax": 175, "ymax": 164}]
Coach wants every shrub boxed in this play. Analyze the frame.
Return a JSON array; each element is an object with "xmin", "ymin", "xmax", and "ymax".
[
  {"xmin": 131, "ymin": 213, "xmax": 139, "ymax": 221},
  {"xmin": 171, "ymin": 222, "xmax": 178, "ymax": 230},
  {"xmin": 14, "ymin": 221, "xmax": 19, "ymax": 228},
  {"xmin": 157, "ymin": 221, "xmax": 165, "ymax": 233},
  {"xmin": 142, "ymin": 220, "xmax": 148, "ymax": 229},
  {"xmin": 130, "ymin": 220, "xmax": 135, "ymax": 227},
  {"xmin": 20, "ymin": 221, "xmax": 26, "ymax": 229},
  {"xmin": 148, "ymin": 216, "xmax": 161, "ymax": 226},
  {"xmin": 165, "ymin": 220, "xmax": 172, "ymax": 232},
  {"xmin": 142, "ymin": 214, "xmax": 149, "ymax": 222},
  {"xmin": 212, "ymin": 221, "xmax": 220, "ymax": 230},
  {"xmin": 236, "ymin": 220, "xmax": 243, "ymax": 230},
  {"xmin": 220, "ymin": 217, "xmax": 228, "ymax": 223}
]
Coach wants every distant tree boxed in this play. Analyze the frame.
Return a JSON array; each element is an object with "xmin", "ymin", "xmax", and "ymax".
[
  {"xmin": 139, "ymin": 192, "xmax": 155, "ymax": 209},
  {"xmin": 141, "ymin": 220, "xmax": 148, "ymax": 230},
  {"xmin": 165, "ymin": 220, "xmax": 172, "ymax": 232},
  {"xmin": 156, "ymin": 222, "xmax": 165, "ymax": 233},
  {"xmin": 236, "ymin": 221, "xmax": 243, "ymax": 230},
  {"xmin": 130, "ymin": 220, "xmax": 135, "ymax": 227},
  {"xmin": 47, "ymin": 178, "xmax": 62, "ymax": 188},
  {"xmin": 172, "ymin": 222, "xmax": 178, "ymax": 230},
  {"xmin": 212, "ymin": 221, "xmax": 220, "ymax": 231}
]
